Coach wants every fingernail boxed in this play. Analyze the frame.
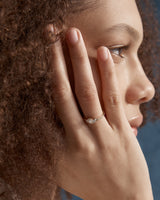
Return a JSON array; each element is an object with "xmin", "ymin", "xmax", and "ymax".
[
  {"xmin": 99, "ymin": 47, "xmax": 109, "ymax": 61},
  {"xmin": 67, "ymin": 29, "xmax": 79, "ymax": 45}
]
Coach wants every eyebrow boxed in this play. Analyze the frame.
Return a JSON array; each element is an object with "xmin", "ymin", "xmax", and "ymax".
[{"xmin": 105, "ymin": 23, "xmax": 142, "ymax": 41}]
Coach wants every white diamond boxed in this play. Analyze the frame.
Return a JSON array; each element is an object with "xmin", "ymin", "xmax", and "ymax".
[{"xmin": 86, "ymin": 118, "xmax": 96, "ymax": 124}]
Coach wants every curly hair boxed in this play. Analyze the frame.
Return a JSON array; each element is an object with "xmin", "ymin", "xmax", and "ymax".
[{"xmin": 0, "ymin": 0, "xmax": 160, "ymax": 200}]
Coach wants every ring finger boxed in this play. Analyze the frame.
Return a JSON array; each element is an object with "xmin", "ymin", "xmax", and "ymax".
[{"xmin": 66, "ymin": 28, "xmax": 106, "ymax": 128}]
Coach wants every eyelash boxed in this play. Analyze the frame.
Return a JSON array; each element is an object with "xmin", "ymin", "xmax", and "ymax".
[{"xmin": 109, "ymin": 46, "xmax": 128, "ymax": 58}]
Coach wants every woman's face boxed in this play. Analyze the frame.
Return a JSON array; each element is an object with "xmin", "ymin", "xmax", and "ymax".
[{"xmin": 65, "ymin": 0, "xmax": 155, "ymax": 135}]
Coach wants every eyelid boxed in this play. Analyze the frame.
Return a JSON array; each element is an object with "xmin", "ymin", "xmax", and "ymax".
[
  {"xmin": 109, "ymin": 45, "xmax": 129, "ymax": 51},
  {"xmin": 108, "ymin": 44, "xmax": 127, "ymax": 48}
]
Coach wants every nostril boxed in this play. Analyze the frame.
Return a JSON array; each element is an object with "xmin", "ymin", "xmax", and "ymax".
[{"xmin": 139, "ymin": 96, "xmax": 149, "ymax": 104}]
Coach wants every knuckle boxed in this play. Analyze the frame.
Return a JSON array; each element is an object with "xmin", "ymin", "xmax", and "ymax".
[
  {"xmin": 53, "ymin": 82, "xmax": 71, "ymax": 102},
  {"xmin": 107, "ymin": 92, "xmax": 120, "ymax": 106},
  {"xmin": 100, "ymin": 139, "xmax": 114, "ymax": 153},
  {"xmin": 82, "ymin": 142, "xmax": 96, "ymax": 156},
  {"xmin": 76, "ymin": 52, "xmax": 84, "ymax": 61},
  {"xmin": 107, "ymin": 69, "xmax": 114, "ymax": 78},
  {"xmin": 74, "ymin": 137, "xmax": 96, "ymax": 159},
  {"xmin": 76, "ymin": 84, "xmax": 97, "ymax": 102},
  {"xmin": 72, "ymin": 46, "xmax": 85, "ymax": 61},
  {"xmin": 100, "ymin": 140, "xmax": 119, "ymax": 161},
  {"xmin": 81, "ymin": 143, "xmax": 97, "ymax": 160},
  {"xmin": 119, "ymin": 125, "xmax": 133, "ymax": 146}
]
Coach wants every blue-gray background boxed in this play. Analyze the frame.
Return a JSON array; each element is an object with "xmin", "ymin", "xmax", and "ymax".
[{"xmin": 63, "ymin": 1, "xmax": 160, "ymax": 199}]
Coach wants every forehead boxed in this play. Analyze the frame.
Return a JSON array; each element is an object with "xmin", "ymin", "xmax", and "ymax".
[
  {"xmin": 66, "ymin": 0, "xmax": 143, "ymax": 39},
  {"xmin": 98, "ymin": 0, "xmax": 143, "ymax": 30}
]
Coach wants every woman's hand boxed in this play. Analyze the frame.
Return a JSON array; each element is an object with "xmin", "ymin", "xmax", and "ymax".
[{"xmin": 46, "ymin": 26, "xmax": 153, "ymax": 200}]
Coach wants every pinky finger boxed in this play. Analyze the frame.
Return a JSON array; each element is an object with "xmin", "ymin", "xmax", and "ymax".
[{"xmin": 45, "ymin": 26, "xmax": 84, "ymax": 134}]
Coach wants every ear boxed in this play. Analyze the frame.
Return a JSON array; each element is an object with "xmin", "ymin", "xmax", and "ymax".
[{"xmin": 43, "ymin": 24, "xmax": 61, "ymax": 45}]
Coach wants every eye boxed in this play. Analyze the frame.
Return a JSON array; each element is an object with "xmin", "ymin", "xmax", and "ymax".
[{"xmin": 109, "ymin": 46, "xmax": 128, "ymax": 58}]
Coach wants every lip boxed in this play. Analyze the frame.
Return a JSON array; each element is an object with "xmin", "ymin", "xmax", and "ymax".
[{"xmin": 128, "ymin": 114, "xmax": 143, "ymax": 136}]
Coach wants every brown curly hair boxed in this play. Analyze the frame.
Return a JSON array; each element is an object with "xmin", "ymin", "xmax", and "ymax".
[{"xmin": 0, "ymin": 0, "xmax": 160, "ymax": 199}]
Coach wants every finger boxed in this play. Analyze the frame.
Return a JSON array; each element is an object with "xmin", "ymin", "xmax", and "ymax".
[
  {"xmin": 46, "ymin": 25, "xmax": 84, "ymax": 133},
  {"xmin": 97, "ymin": 46, "xmax": 127, "ymax": 129},
  {"xmin": 66, "ymin": 28, "xmax": 106, "ymax": 127}
]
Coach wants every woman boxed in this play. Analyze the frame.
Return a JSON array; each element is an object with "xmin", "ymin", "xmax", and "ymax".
[{"xmin": 0, "ymin": 0, "xmax": 160, "ymax": 199}]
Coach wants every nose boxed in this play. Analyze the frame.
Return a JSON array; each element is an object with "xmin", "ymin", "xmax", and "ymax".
[{"xmin": 126, "ymin": 61, "xmax": 155, "ymax": 105}]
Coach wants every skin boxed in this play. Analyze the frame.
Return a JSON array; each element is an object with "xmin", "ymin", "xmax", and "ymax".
[
  {"xmin": 46, "ymin": 0, "xmax": 155, "ymax": 199},
  {"xmin": 63, "ymin": 0, "xmax": 155, "ymax": 124}
]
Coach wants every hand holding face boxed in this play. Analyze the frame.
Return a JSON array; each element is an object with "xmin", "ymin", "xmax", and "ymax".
[{"xmin": 46, "ymin": 25, "xmax": 153, "ymax": 200}]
